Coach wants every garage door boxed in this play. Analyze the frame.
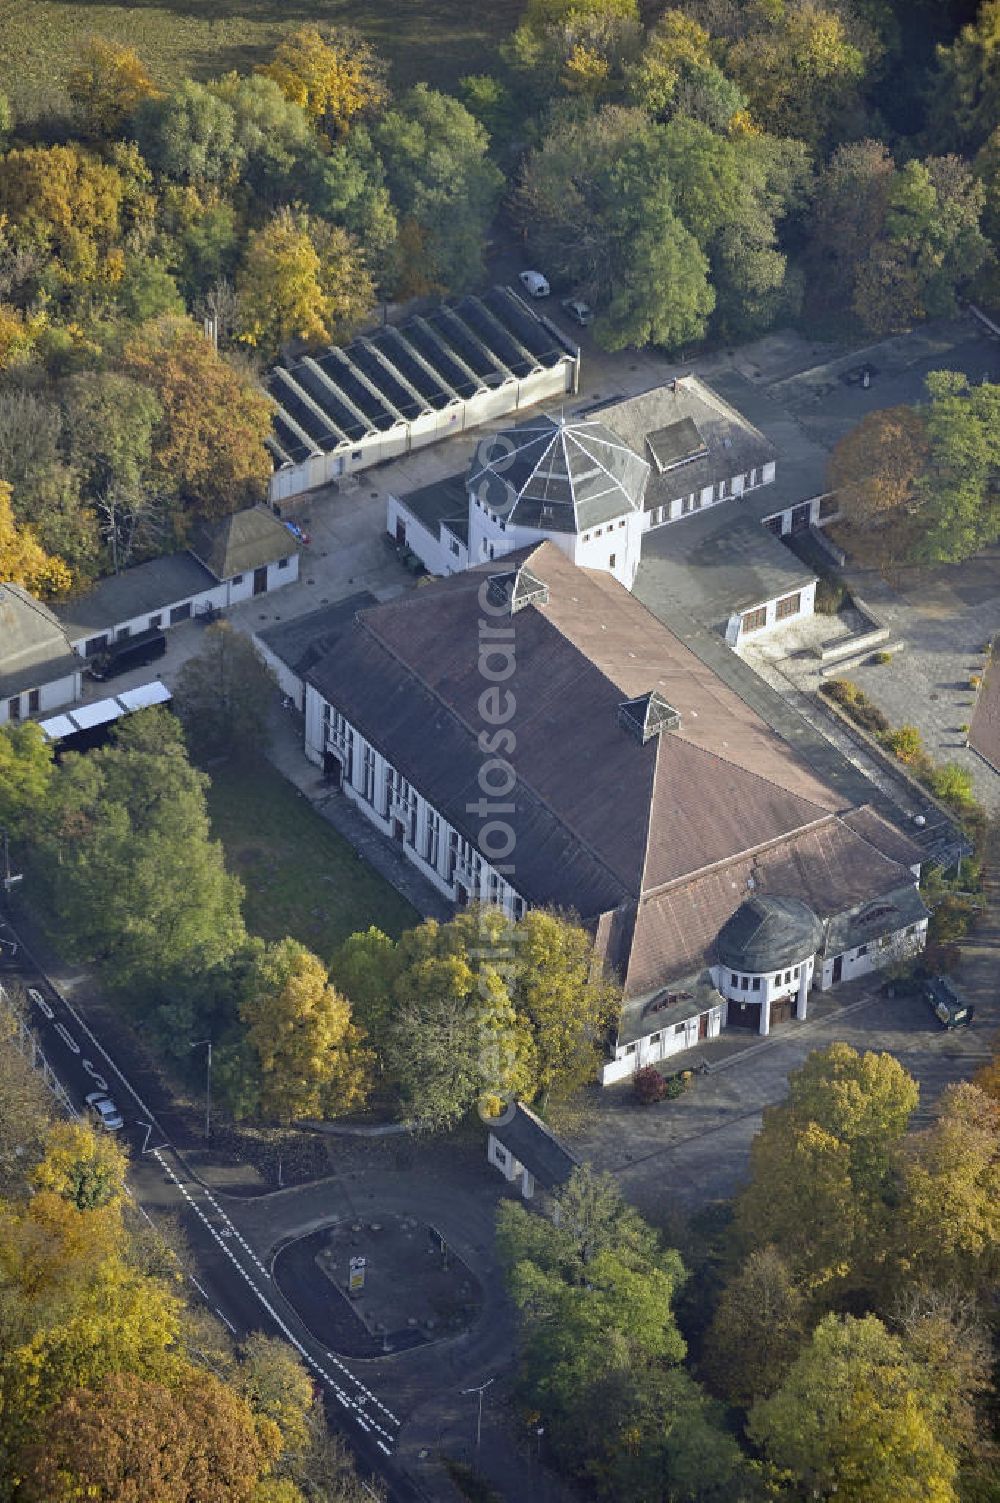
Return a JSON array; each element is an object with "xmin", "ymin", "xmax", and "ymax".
[{"xmin": 727, "ymin": 1000, "xmax": 761, "ymax": 1030}]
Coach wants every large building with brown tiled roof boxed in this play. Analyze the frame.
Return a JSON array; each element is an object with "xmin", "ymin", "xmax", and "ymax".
[{"xmin": 303, "ymin": 542, "xmax": 928, "ymax": 1083}]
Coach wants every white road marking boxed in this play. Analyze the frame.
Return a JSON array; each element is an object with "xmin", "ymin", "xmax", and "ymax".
[
  {"xmin": 152, "ymin": 1150, "xmax": 400, "ymax": 1449},
  {"xmin": 54, "ymin": 1022, "xmax": 80, "ymax": 1054}
]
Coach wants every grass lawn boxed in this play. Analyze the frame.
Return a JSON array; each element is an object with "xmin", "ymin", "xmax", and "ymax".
[
  {"xmin": 0, "ymin": 0, "xmax": 524, "ymax": 120},
  {"xmin": 205, "ymin": 759, "xmax": 418, "ymax": 963}
]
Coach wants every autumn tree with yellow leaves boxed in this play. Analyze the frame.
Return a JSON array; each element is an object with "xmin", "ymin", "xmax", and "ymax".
[
  {"xmin": 0, "ymin": 481, "xmax": 73, "ymax": 595},
  {"xmin": 67, "ymin": 35, "xmax": 159, "ymax": 139},
  {"xmin": 259, "ymin": 26, "xmax": 386, "ymax": 138},
  {"xmin": 235, "ymin": 206, "xmax": 374, "ymax": 359},
  {"xmin": 239, "ymin": 939, "xmax": 374, "ymax": 1123}
]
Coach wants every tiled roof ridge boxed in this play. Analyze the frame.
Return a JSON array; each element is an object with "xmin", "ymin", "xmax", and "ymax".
[
  {"xmin": 353, "ymin": 551, "xmax": 648, "ymax": 895},
  {"xmin": 637, "ymin": 808, "xmax": 915, "ymax": 906}
]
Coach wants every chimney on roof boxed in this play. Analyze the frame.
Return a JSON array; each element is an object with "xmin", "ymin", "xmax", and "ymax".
[{"xmin": 618, "ymin": 690, "xmax": 681, "ymax": 744}]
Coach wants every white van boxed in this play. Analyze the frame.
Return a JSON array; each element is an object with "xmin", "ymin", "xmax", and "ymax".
[{"xmin": 518, "ymin": 270, "xmax": 550, "ymax": 299}]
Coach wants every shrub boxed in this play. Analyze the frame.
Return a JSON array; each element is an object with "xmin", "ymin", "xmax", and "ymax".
[
  {"xmin": 969, "ymin": 675, "xmax": 982, "ymax": 690},
  {"xmin": 870, "ymin": 650, "xmax": 893, "ymax": 665},
  {"xmin": 958, "ymin": 724, "xmax": 970, "ymax": 735},
  {"xmin": 822, "ymin": 678, "xmax": 859, "ymax": 706},
  {"xmin": 883, "ymin": 724, "xmax": 924, "ymax": 764},
  {"xmin": 663, "ymin": 1075, "xmax": 687, "ymax": 1100},
  {"xmin": 634, "ymin": 1065, "xmax": 667, "ymax": 1104},
  {"xmin": 929, "ymin": 762, "xmax": 976, "ymax": 810}
]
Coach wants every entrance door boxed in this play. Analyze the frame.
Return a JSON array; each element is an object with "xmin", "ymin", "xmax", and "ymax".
[
  {"xmin": 771, "ymin": 996, "xmax": 795, "ymax": 1027},
  {"xmin": 323, "ymin": 750, "xmax": 343, "ymax": 788},
  {"xmin": 790, "ymin": 503, "xmax": 811, "ymax": 534},
  {"xmin": 395, "ymin": 518, "xmax": 407, "ymax": 546},
  {"xmin": 698, "ymin": 1012, "xmax": 709, "ymax": 1040},
  {"xmin": 253, "ymin": 566, "xmax": 268, "ymax": 596},
  {"xmin": 832, "ymin": 955, "xmax": 843, "ymax": 984},
  {"xmin": 392, "ymin": 818, "xmax": 406, "ymax": 844}
]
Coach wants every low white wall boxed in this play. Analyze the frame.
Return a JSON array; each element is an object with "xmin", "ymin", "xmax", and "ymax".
[
  {"xmin": 818, "ymin": 919, "xmax": 928, "ymax": 989},
  {"xmin": 0, "ymin": 670, "xmax": 82, "ymax": 724}
]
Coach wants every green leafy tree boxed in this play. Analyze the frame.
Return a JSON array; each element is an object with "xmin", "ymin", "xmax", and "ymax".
[
  {"xmin": 133, "ymin": 80, "xmax": 241, "ymax": 186},
  {"xmin": 0, "ymin": 723, "xmax": 54, "ymax": 841},
  {"xmin": 374, "ymin": 84, "xmax": 504, "ymax": 294},
  {"xmin": 60, "ymin": 370, "xmax": 161, "ymax": 502},
  {"xmin": 505, "ymin": 0, "xmax": 643, "ymax": 102},
  {"xmin": 913, "ymin": 372, "xmax": 1000, "ymax": 564},
  {"xmin": 173, "ymin": 622, "xmax": 278, "ymax": 762},
  {"xmin": 329, "ymin": 926, "xmax": 398, "ymax": 1036},
  {"xmin": 517, "ymin": 106, "xmax": 714, "ymax": 349},
  {"xmin": 294, "ymin": 128, "xmax": 397, "ymax": 284},
  {"xmin": 731, "ymin": 1043, "xmax": 918, "ymax": 1298},
  {"xmin": 702, "ymin": 1245, "xmax": 807, "ymax": 1406},
  {"xmin": 659, "ymin": 116, "xmax": 808, "ymax": 338},
  {"xmin": 930, "ymin": 0, "xmax": 1000, "ymax": 151},
  {"xmin": 749, "ymin": 1313, "xmax": 959, "ymax": 1503},
  {"xmin": 239, "ymin": 939, "xmax": 373, "ymax": 1123},
  {"xmin": 498, "ymin": 1167, "xmax": 743, "ymax": 1498},
  {"xmin": 30, "ymin": 708, "xmax": 246, "ymax": 992},
  {"xmin": 853, "ymin": 156, "xmax": 988, "ymax": 334}
]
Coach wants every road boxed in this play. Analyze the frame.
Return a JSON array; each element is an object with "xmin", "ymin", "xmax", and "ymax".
[{"xmin": 0, "ymin": 912, "xmax": 422, "ymax": 1503}]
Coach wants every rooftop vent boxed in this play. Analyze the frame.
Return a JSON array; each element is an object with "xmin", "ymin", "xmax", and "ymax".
[
  {"xmin": 485, "ymin": 565, "xmax": 550, "ymax": 615},
  {"xmin": 618, "ymin": 690, "xmax": 681, "ymax": 744}
]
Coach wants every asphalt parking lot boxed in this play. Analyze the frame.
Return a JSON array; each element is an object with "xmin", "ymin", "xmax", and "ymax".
[{"xmin": 565, "ymin": 959, "xmax": 998, "ymax": 1220}]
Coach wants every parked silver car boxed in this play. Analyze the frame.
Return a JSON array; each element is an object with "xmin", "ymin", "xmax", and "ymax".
[{"xmin": 85, "ymin": 1091, "xmax": 124, "ymax": 1131}]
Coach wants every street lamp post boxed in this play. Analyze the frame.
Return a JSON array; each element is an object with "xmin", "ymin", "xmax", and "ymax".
[
  {"xmin": 460, "ymin": 1377, "xmax": 494, "ymax": 1455},
  {"xmin": 190, "ymin": 1039, "xmax": 212, "ymax": 1139}
]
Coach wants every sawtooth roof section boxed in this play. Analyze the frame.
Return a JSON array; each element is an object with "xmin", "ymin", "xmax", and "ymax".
[
  {"xmin": 467, "ymin": 415, "xmax": 651, "ymax": 534},
  {"xmin": 267, "ymin": 289, "xmax": 575, "ymax": 468}
]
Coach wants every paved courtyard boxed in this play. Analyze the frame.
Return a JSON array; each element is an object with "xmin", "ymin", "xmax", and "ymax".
[
  {"xmin": 563, "ymin": 965, "xmax": 998, "ymax": 1221},
  {"xmin": 742, "ymin": 552, "xmax": 1000, "ymax": 812}
]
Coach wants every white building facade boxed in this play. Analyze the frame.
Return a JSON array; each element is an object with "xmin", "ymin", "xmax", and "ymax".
[{"xmin": 304, "ymin": 687, "xmax": 526, "ymax": 920}]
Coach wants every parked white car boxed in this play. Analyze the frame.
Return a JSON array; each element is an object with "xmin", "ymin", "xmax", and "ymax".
[
  {"xmin": 85, "ymin": 1091, "xmax": 124, "ymax": 1131},
  {"xmin": 518, "ymin": 270, "xmax": 550, "ymax": 299},
  {"xmin": 561, "ymin": 297, "xmax": 594, "ymax": 327}
]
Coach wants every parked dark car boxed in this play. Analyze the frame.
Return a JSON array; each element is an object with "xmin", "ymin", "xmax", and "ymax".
[
  {"xmin": 883, "ymin": 969, "xmax": 973, "ymax": 1028},
  {"xmin": 924, "ymin": 977, "xmax": 974, "ymax": 1030},
  {"xmin": 87, "ymin": 627, "xmax": 167, "ymax": 682}
]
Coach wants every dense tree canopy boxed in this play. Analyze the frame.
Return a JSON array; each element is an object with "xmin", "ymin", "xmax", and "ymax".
[
  {"xmin": 749, "ymin": 1314, "xmax": 959, "ymax": 1503},
  {"xmin": 238, "ymin": 939, "xmax": 373, "ymax": 1122},
  {"xmin": 172, "ymin": 620, "xmax": 277, "ymax": 763},
  {"xmin": 30, "ymin": 708, "xmax": 246, "ymax": 991},
  {"xmin": 122, "ymin": 315, "xmax": 273, "ymax": 519}
]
